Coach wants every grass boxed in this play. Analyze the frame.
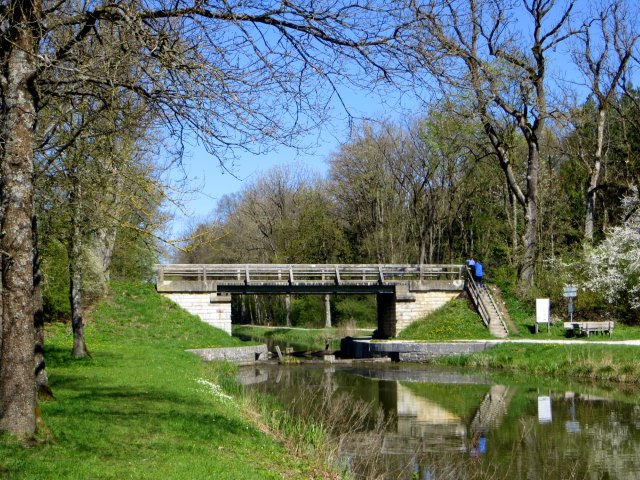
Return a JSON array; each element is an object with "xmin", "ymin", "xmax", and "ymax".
[
  {"xmin": 434, "ymin": 343, "xmax": 640, "ymax": 384},
  {"xmin": 495, "ymin": 280, "xmax": 640, "ymax": 340},
  {"xmin": 233, "ymin": 322, "xmax": 373, "ymax": 352},
  {"xmin": 397, "ymin": 298, "xmax": 493, "ymax": 341},
  {"xmin": 0, "ymin": 282, "xmax": 336, "ymax": 479}
]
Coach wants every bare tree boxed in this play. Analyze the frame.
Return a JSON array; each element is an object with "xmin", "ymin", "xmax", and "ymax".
[
  {"xmin": 409, "ymin": 0, "xmax": 577, "ymax": 286},
  {"xmin": 0, "ymin": 0, "xmax": 405, "ymax": 435},
  {"xmin": 572, "ymin": 0, "xmax": 640, "ymax": 242}
]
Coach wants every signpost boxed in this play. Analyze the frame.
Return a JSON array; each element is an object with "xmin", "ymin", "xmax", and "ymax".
[
  {"xmin": 563, "ymin": 286, "xmax": 578, "ymax": 323},
  {"xmin": 536, "ymin": 298, "xmax": 551, "ymax": 333}
]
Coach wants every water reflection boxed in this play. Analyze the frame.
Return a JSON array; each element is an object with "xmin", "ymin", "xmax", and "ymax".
[{"xmin": 240, "ymin": 364, "xmax": 640, "ymax": 479}]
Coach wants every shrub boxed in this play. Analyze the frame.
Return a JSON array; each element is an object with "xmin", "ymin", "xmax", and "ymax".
[{"xmin": 333, "ymin": 295, "xmax": 376, "ymax": 327}]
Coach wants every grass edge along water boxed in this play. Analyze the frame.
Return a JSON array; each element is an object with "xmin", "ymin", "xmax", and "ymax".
[{"xmin": 0, "ymin": 282, "xmax": 340, "ymax": 480}]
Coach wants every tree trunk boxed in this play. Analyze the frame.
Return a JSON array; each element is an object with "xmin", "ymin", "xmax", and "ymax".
[
  {"xmin": 285, "ymin": 294, "xmax": 291, "ymax": 327},
  {"xmin": 324, "ymin": 294, "xmax": 332, "ymax": 328},
  {"xmin": 519, "ymin": 142, "xmax": 540, "ymax": 287},
  {"xmin": 68, "ymin": 173, "xmax": 89, "ymax": 358},
  {"xmin": 33, "ymin": 215, "xmax": 52, "ymax": 400},
  {"xmin": 0, "ymin": 1, "xmax": 40, "ymax": 434},
  {"xmin": 584, "ymin": 108, "xmax": 606, "ymax": 243},
  {"xmin": 93, "ymin": 227, "xmax": 118, "ymax": 284}
]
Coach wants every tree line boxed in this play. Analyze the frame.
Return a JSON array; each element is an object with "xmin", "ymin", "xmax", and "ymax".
[{"xmin": 1, "ymin": 0, "xmax": 639, "ymax": 437}]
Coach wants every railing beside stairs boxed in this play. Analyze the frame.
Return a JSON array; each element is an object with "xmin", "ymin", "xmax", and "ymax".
[{"xmin": 465, "ymin": 268, "xmax": 508, "ymax": 335}]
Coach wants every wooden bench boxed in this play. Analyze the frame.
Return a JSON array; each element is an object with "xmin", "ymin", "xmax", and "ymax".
[{"xmin": 563, "ymin": 321, "xmax": 614, "ymax": 337}]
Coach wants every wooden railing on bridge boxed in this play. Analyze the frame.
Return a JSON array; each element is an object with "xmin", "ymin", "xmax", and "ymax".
[{"xmin": 156, "ymin": 263, "xmax": 464, "ymax": 288}]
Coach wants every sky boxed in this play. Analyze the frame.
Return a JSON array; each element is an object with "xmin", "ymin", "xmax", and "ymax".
[
  {"xmin": 166, "ymin": 86, "xmax": 419, "ymax": 239},
  {"xmin": 163, "ymin": 0, "xmax": 639, "ymax": 243}
]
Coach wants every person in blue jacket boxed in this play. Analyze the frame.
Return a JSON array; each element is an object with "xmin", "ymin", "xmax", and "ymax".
[{"xmin": 474, "ymin": 261, "xmax": 484, "ymax": 286}]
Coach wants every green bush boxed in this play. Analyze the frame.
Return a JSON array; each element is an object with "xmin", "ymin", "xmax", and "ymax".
[
  {"xmin": 41, "ymin": 239, "xmax": 71, "ymax": 321},
  {"xmin": 334, "ymin": 295, "xmax": 376, "ymax": 327},
  {"xmin": 291, "ymin": 295, "xmax": 324, "ymax": 327}
]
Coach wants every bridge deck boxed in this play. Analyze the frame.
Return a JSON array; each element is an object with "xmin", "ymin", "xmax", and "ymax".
[{"xmin": 156, "ymin": 263, "xmax": 464, "ymax": 293}]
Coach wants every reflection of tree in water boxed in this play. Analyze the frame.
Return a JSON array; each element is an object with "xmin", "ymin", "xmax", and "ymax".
[
  {"xmin": 344, "ymin": 386, "xmax": 640, "ymax": 479},
  {"xmin": 241, "ymin": 365, "xmax": 640, "ymax": 479}
]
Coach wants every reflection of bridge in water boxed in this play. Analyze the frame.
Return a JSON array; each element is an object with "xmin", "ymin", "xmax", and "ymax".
[
  {"xmin": 351, "ymin": 369, "xmax": 514, "ymax": 456},
  {"xmin": 239, "ymin": 365, "xmax": 515, "ymax": 456}
]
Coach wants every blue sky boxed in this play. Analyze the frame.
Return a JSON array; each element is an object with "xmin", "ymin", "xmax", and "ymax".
[
  {"xmin": 164, "ymin": 0, "xmax": 638, "ymax": 242},
  {"xmin": 166, "ymin": 85, "xmax": 419, "ymax": 238}
]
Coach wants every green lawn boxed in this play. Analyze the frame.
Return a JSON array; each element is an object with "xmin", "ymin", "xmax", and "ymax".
[
  {"xmin": 397, "ymin": 298, "xmax": 493, "ymax": 341},
  {"xmin": 434, "ymin": 343, "xmax": 640, "ymax": 384},
  {"xmin": 0, "ymin": 282, "xmax": 332, "ymax": 479},
  {"xmin": 233, "ymin": 324, "xmax": 373, "ymax": 352}
]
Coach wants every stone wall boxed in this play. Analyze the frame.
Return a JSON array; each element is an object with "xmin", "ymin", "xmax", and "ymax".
[
  {"xmin": 395, "ymin": 291, "xmax": 461, "ymax": 333},
  {"xmin": 162, "ymin": 292, "xmax": 232, "ymax": 334},
  {"xmin": 186, "ymin": 344, "xmax": 269, "ymax": 365},
  {"xmin": 348, "ymin": 339, "xmax": 495, "ymax": 360}
]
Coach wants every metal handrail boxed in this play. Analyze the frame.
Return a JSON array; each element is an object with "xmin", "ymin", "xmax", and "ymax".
[
  {"xmin": 465, "ymin": 268, "xmax": 507, "ymax": 334},
  {"xmin": 156, "ymin": 263, "xmax": 464, "ymax": 285}
]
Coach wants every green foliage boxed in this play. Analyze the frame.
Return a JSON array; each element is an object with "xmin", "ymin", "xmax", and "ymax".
[
  {"xmin": 109, "ymin": 228, "xmax": 159, "ymax": 281},
  {"xmin": 40, "ymin": 238, "xmax": 71, "ymax": 321},
  {"xmin": 397, "ymin": 298, "xmax": 492, "ymax": 340},
  {"xmin": 291, "ymin": 295, "xmax": 324, "ymax": 327},
  {"xmin": 0, "ymin": 282, "xmax": 331, "ymax": 479},
  {"xmin": 333, "ymin": 295, "xmax": 377, "ymax": 326},
  {"xmin": 39, "ymin": 237, "xmax": 111, "ymax": 321}
]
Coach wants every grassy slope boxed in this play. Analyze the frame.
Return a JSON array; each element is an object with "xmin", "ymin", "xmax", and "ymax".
[
  {"xmin": 0, "ymin": 282, "xmax": 329, "ymax": 480},
  {"xmin": 397, "ymin": 298, "xmax": 493, "ymax": 341}
]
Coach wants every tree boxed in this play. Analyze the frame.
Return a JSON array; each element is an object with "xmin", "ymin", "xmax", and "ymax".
[
  {"xmin": 1, "ymin": 0, "xmax": 404, "ymax": 435},
  {"xmin": 572, "ymin": 0, "xmax": 640, "ymax": 242},
  {"xmin": 330, "ymin": 122, "xmax": 413, "ymax": 263},
  {"xmin": 584, "ymin": 189, "xmax": 640, "ymax": 315},
  {"xmin": 409, "ymin": 0, "xmax": 578, "ymax": 286}
]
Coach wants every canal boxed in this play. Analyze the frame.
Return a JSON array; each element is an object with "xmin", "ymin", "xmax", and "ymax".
[{"xmin": 239, "ymin": 363, "xmax": 640, "ymax": 479}]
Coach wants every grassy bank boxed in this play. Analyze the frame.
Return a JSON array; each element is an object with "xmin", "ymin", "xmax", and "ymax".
[
  {"xmin": 396, "ymin": 298, "xmax": 492, "ymax": 341},
  {"xmin": 233, "ymin": 323, "xmax": 373, "ymax": 352},
  {"xmin": 434, "ymin": 343, "xmax": 640, "ymax": 384},
  {"xmin": 0, "ymin": 282, "xmax": 336, "ymax": 479}
]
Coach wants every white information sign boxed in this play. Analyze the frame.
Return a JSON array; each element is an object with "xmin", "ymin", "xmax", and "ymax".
[{"xmin": 536, "ymin": 298, "xmax": 550, "ymax": 324}]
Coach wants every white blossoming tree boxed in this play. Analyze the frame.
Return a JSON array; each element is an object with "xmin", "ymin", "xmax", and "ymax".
[{"xmin": 584, "ymin": 191, "xmax": 640, "ymax": 309}]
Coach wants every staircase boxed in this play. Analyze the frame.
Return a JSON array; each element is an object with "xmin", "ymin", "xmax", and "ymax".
[{"xmin": 466, "ymin": 270, "xmax": 508, "ymax": 338}]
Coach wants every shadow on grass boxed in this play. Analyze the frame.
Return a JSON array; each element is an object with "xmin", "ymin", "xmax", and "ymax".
[{"xmin": 42, "ymin": 376, "xmax": 254, "ymax": 446}]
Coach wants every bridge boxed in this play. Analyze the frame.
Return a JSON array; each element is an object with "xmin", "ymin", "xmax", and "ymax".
[{"xmin": 155, "ymin": 263, "xmax": 467, "ymax": 337}]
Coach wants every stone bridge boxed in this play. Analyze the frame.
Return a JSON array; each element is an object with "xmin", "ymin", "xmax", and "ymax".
[{"xmin": 155, "ymin": 264, "xmax": 465, "ymax": 337}]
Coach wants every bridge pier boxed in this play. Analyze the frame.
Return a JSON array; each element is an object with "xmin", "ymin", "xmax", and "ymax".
[{"xmin": 376, "ymin": 293, "xmax": 397, "ymax": 339}]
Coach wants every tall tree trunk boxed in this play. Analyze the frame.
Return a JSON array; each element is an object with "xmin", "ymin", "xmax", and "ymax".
[
  {"xmin": 285, "ymin": 294, "xmax": 291, "ymax": 327},
  {"xmin": 324, "ymin": 294, "xmax": 331, "ymax": 328},
  {"xmin": 68, "ymin": 173, "xmax": 89, "ymax": 358},
  {"xmin": 584, "ymin": 109, "xmax": 606, "ymax": 243},
  {"xmin": 33, "ymin": 214, "xmax": 52, "ymax": 400},
  {"xmin": 0, "ymin": 0, "xmax": 40, "ymax": 434},
  {"xmin": 519, "ymin": 142, "xmax": 540, "ymax": 287}
]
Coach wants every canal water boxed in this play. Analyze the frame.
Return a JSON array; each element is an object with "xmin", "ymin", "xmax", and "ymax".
[{"xmin": 239, "ymin": 363, "xmax": 640, "ymax": 480}]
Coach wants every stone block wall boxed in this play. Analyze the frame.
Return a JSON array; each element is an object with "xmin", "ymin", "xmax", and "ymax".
[
  {"xmin": 395, "ymin": 291, "xmax": 460, "ymax": 333},
  {"xmin": 163, "ymin": 293, "xmax": 232, "ymax": 334},
  {"xmin": 186, "ymin": 344, "xmax": 268, "ymax": 364}
]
